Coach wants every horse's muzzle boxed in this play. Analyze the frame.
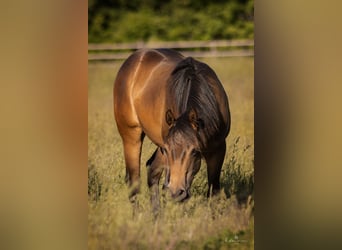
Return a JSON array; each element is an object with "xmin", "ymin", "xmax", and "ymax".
[{"xmin": 171, "ymin": 188, "xmax": 189, "ymax": 202}]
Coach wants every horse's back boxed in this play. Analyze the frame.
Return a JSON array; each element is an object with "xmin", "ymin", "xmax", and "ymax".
[{"xmin": 114, "ymin": 49, "xmax": 183, "ymax": 96}]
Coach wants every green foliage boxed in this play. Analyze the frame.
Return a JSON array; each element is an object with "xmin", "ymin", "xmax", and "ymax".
[{"xmin": 88, "ymin": 0, "xmax": 254, "ymax": 43}]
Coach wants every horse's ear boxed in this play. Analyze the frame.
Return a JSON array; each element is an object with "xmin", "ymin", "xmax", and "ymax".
[
  {"xmin": 189, "ymin": 108, "xmax": 204, "ymax": 131},
  {"xmin": 165, "ymin": 109, "xmax": 175, "ymax": 127}
]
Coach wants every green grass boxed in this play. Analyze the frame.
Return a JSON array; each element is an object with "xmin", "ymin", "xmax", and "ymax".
[{"xmin": 88, "ymin": 57, "xmax": 254, "ymax": 249}]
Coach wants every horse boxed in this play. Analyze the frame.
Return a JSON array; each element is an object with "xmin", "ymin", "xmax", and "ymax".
[{"xmin": 113, "ymin": 48, "xmax": 230, "ymax": 206}]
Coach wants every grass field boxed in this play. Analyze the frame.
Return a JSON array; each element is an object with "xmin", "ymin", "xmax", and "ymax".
[{"xmin": 88, "ymin": 56, "xmax": 254, "ymax": 249}]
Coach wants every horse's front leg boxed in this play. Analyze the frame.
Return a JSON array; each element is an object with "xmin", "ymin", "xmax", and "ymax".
[
  {"xmin": 147, "ymin": 147, "xmax": 165, "ymax": 216},
  {"xmin": 203, "ymin": 141, "xmax": 226, "ymax": 197}
]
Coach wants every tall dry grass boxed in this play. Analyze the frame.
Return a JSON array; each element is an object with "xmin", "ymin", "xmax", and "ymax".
[{"xmin": 88, "ymin": 57, "xmax": 254, "ymax": 249}]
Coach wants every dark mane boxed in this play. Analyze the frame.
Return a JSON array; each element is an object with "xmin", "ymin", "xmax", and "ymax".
[{"xmin": 167, "ymin": 57, "xmax": 221, "ymax": 142}]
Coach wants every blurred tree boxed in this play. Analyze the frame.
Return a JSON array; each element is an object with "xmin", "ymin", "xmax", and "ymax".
[{"xmin": 88, "ymin": 0, "xmax": 253, "ymax": 43}]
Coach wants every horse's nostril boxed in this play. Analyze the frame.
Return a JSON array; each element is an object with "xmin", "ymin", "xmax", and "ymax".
[
  {"xmin": 173, "ymin": 188, "xmax": 188, "ymax": 201},
  {"xmin": 178, "ymin": 189, "xmax": 185, "ymax": 196}
]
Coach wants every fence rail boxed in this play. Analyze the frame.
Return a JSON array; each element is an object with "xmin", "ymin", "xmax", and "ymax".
[{"xmin": 88, "ymin": 39, "xmax": 254, "ymax": 61}]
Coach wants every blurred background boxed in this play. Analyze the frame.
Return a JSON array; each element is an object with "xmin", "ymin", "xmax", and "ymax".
[
  {"xmin": 1, "ymin": 0, "xmax": 342, "ymax": 250},
  {"xmin": 88, "ymin": 0, "xmax": 254, "ymax": 60},
  {"xmin": 88, "ymin": 0, "xmax": 253, "ymax": 43}
]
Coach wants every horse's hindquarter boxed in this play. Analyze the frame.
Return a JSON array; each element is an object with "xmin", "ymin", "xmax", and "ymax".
[
  {"xmin": 115, "ymin": 49, "xmax": 183, "ymax": 146},
  {"xmin": 114, "ymin": 51, "xmax": 143, "ymax": 132},
  {"xmin": 135, "ymin": 65, "xmax": 182, "ymax": 145}
]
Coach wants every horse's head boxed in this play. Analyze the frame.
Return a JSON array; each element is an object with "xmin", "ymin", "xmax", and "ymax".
[{"xmin": 162, "ymin": 108, "xmax": 204, "ymax": 202}]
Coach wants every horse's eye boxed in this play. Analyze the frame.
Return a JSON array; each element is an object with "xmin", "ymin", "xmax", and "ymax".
[{"xmin": 191, "ymin": 149, "xmax": 200, "ymax": 157}]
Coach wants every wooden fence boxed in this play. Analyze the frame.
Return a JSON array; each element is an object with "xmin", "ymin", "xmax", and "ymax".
[{"xmin": 88, "ymin": 39, "xmax": 254, "ymax": 61}]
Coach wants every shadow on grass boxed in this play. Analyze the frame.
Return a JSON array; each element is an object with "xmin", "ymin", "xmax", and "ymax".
[
  {"xmin": 88, "ymin": 162, "xmax": 102, "ymax": 202},
  {"xmin": 221, "ymin": 136, "xmax": 254, "ymax": 208}
]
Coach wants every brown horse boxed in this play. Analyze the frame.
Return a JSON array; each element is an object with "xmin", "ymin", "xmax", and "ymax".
[{"xmin": 114, "ymin": 49, "xmax": 230, "ymax": 204}]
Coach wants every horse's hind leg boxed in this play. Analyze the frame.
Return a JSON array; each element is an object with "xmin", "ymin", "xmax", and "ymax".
[
  {"xmin": 147, "ymin": 147, "xmax": 165, "ymax": 215},
  {"xmin": 204, "ymin": 141, "xmax": 226, "ymax": 197},
  {"xmin": 121, "ymin": 127, "xmax": 145, "ymax": 200}
]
